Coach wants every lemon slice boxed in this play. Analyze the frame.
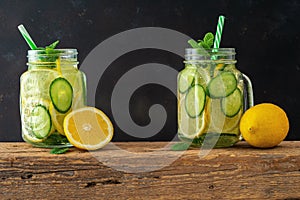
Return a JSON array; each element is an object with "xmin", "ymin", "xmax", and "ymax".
[
  {"xmin": 49, "ymin": 103, "xmax": 70, "ymax": 135},
  {"xmin": 20, "ymin": 69, "xmax": 59, "ymax": 99},
  {"xmin": 63, "ymin": 107, "xmax": 114, "ymax": 150},
  {"xmin": 178, "ymin": 93, "xmax": 207, "ymax": 139},
  {"xmin": 63, "ymin": 69, "xmax": 86, "ymax": 109},
  {"xmin": 22, "ymin": 127, "xmax": 45, "ymax": 143},
  {"xmin": 178, "ymin": 67, "xmax": 197, "ymax": 93},
  {"xmin": 207, "ymin": 98, "xmax": 241, "ymax": 134}
]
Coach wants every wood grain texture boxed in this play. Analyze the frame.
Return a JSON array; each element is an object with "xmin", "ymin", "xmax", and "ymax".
[{"xmin": 0, "ymin": 142, "xmax": 300, "ymax": 200}]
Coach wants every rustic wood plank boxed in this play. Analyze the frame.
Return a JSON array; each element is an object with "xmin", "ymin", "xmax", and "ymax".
[{"xmin": 0, "ymin": 142, "xmax": 300, "ymax": 199}]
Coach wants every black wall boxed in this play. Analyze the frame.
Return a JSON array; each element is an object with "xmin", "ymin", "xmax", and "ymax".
[{"xmin": 0, "ymin": 0, "xmax": 299, "ymax": 141}]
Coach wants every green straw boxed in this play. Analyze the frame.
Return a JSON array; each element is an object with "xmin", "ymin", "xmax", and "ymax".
[
  {"xmin": 213, "ymin": 15, "xmax": 225, "ymax": 49},
  {"xmin": 17, "ymin": 24, "xmax": 38, "ymax": 50}
]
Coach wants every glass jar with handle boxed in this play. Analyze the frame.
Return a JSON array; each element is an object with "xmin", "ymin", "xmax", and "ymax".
[
  {"xmin": 20, "ymin": 49, "xmax": 87, "ymax": 148},
  {"xmin": 177, "ymin": 48, "xmax": 253, "ymax": 148}
]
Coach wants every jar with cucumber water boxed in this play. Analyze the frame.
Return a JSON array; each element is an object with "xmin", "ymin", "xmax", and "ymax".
[
  {"xmin": 20, "ymin": 49, "xmax": 87, "ymax": 148},
  {"xmin": 177, "ymin": 48, "xmax": 253, "ymax": 147}
]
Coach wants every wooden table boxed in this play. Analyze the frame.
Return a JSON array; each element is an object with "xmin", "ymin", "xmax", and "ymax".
[{"xmin": 0, "ymin": 142, "xmax": 299, "ymax": 199}]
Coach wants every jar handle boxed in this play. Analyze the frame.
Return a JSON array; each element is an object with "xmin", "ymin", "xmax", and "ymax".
[{"xmin": 242, "ymin": 73, "xmax": 254, "ymax": 109}]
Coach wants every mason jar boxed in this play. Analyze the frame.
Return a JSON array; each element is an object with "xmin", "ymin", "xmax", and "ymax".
[
  {"xmin": 20, "ymin": 49, "xmax": 87, "ymax": 148},
  {"xmin": 177, "ymin": 48, "xmax": 253, "ymax": 148}
]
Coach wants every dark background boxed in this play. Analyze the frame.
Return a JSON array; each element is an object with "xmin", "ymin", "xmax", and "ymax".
[{"xmin": 0, "ymin": 0, "xmax": 299, "ymax": 141}]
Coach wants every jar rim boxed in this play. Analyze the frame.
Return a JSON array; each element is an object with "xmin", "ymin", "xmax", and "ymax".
[
  {"xmin": 27, "ymin": 48, "xmax": 78, "ymax": 65},
  {"xmin": 185, "ymin": 48, "xmax": 235, "ymax": 53},
  {"xmin": 184, "ymin": 48, "xmax": 236, "ymax": 62},
  {"xmin": 27, "ymin": 49, "xmax": 78, "ymax": 56},
  {"xmin": 185, "ymin": 48, "xmax": 235, "ymax": 50}
]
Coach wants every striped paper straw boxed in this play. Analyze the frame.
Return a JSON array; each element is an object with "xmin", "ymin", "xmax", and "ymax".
[{"xmin": 213, "ymin": 15, "xmax": 225, "ymax": 49}]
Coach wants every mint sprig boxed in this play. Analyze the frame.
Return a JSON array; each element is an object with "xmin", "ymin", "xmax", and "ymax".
[
  {"xmin": 35, "ymin": 40, "xmax": 60, "ymax": 63},
  {"xmin": 36, "ymin": 40, "xmax": 59, "ymax": 50},
  {"xmin": 188, "ymin": 32, "xmax": 214, "ymax": 49},
  {"xmin": 46, "ymin": 40, "xmax": 59, "ymax": 50}
]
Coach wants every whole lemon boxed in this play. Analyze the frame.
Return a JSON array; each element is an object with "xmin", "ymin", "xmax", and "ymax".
[{"xmin": 240, "ymin": 103, "xmax": 289, "ymax": 148}]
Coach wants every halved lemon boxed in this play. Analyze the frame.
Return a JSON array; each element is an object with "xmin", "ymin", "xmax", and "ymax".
[{"xmin": 63, "ymin": 107, "xmax": 114, "ymax": 150}]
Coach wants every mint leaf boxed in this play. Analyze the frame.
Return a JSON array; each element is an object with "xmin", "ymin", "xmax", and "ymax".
[
  {"xmin": 188, "ymin": 39, "xmax": 201, "ymax": 48},
  {"xmin": 37, "ymin": 40, "xmax": 60, "ymax": 51},
  {"xmin": 203, "ymin": 32, "xmax": 214, "ymax": 45},
  {"xmin": 50, "ymin": 147, "xmax": 69, "ymax": 154},
  {"xmin": 45, "ymin": 41, "xmax": 59, "ymax": 55},
  {"xmin": 171, "ymin": 142, "xmax": 190, "ymax": 151},
  {"xmin": 206, "ymin": 38, "xmax": 214, "ymax": 48},
  {"xmin": 44, "ymin": 134, "xmax": 69, "ymax": 145},
  {"xmin": 190, "ymin": 32, "xmax": 215, "ymax": 50},
  {"xmin": 46, "ymin": 40, "xmax": 59, "ymax": 50},
  {"xmin": 199, "ymin": 41, "xmax": 209, "ymax": 49}
]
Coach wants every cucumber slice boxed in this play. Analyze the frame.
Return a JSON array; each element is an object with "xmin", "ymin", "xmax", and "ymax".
[
  {"xmin": 50, "ymin": 77, "xmax": 73, "ymax": 113},
  {"xmin": 178, "ymin": 67, "xmax": 196, "ymax": 93},
  {"xmin": 185, "ymin": 85, "xmax": 206, "ymax": 118},
  {"xmin": 30, "ymin": 105, "xmax": 52, "ymax": 139},
  {"xmin": 178, "ymin": 93, "xmax": 207, "ymax": 139},
  {"xmin": 221, "ymin": 88, "xmax": 242, "ymax": 117},
  {"xmin": 207, "ymin": 72, "xmax": 237, "ymax": 98}
]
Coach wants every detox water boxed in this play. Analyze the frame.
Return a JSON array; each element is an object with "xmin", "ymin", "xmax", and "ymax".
[
  {"xmin": 20, "ymin": 49, "xmax": 86, "ymax": 148},
  {"xmin": 177, "ymin": 48, "xmax": 253, "ymax": 147}
]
